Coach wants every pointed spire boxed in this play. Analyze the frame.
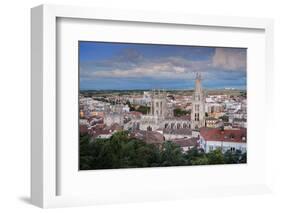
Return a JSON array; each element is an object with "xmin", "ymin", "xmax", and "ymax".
[
  {"xmin": 195, "ymin": 72, "xmax": 202, "ymax": 93},
  {"xmin": 196, "ymin": 72, "xmax": 202, "ymax": 81}
]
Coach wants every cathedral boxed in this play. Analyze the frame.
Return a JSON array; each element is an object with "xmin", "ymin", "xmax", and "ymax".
[{"xmin": 124, "ymin": 73, "xmax": 206, "ymax": 132}]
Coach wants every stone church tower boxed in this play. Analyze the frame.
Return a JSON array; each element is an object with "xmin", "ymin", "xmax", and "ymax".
[
  {"xmin": 150, "ymin": 90, "xmax": 168, "ymax": 118},
  {"xmin": 191, "ymin": 73, "xmax": 205, "ymax": 130}
]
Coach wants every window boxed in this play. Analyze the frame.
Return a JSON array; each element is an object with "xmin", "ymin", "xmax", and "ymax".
[
  {"xmin": 195, "ymin": 113, "xmax": 200, "ymax": 121},
  {"xmin": 195, "ymin": 104, "xmax": 199, "ymax": 112},
  {"xmin": 230, "ymin": 147, "xmax": 236, "ymax": 152}
]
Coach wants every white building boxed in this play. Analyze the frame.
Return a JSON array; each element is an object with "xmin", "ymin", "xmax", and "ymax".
[{"xmin": 199, "ymin": 128, "xmax": 247, "ymax": 153}]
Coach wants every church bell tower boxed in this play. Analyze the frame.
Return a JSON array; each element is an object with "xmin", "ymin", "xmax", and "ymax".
[{"xmin": 191, "ymin": 73, "xmax": 205, "ymax": 130}]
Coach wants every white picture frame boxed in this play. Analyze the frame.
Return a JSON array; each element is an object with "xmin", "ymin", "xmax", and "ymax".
[{"xmin": 31, "ymin": 4, "xmax": 274, "ymax": 208}]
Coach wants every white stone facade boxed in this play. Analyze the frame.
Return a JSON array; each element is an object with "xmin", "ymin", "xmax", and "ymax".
[{"xmin": 200, "ymin": 138, "xmax": 247, "ymax": 153}]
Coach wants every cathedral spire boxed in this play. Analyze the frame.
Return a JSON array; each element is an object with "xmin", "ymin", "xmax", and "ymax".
[
  {"xmin": 195, "ymin": 72, "xmax": 202, "ymax": 93},
  {"xmin": 196, "ymin": 72, "xmax": 201, "ymax": 80},
  {"xmin": 191, "ymin": 72, "xmax": 205, "ymax": 130}
]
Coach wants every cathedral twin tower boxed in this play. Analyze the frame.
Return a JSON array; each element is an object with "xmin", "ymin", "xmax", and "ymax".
[
  {"xmin": 148, "ymin": 72, "xmax": 205, "ymax": 130},
  {"xmin": 190, "ymin": 73, "xmax": 205, "ymax": 130}
]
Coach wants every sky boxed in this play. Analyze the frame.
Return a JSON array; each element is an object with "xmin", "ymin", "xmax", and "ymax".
[{"xmin": 79, "ymin": 41, "xmax": 246, "ymax": 90}]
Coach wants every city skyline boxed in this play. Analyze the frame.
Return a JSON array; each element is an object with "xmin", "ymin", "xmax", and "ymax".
[
  {"xmin": 79, "ymin": 41, "xmax": 247, "ymax": 90},
  {"xmin": 79, "ymin": 72, "xmax": 247, "ymax": 170}
]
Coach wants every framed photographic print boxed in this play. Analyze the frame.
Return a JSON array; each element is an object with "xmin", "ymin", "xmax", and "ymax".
[
  {"xmin": 31, "ymin": 4, "xmax": 274, "ymax": 208},
  {"xmin": 78, "ymin": 41, "xmax": 247, "ymax": 170}
]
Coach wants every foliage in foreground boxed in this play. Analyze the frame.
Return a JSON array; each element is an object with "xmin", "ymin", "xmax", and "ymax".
[{"xmin": 79, "ymin": 131, "xmax": 247, "ymax": 170}]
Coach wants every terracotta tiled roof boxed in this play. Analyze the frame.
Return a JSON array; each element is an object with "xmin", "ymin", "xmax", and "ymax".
[
  {"xmin": 90, "ymin": 129, "xmax": 112, "ymax": 138},
  {"xmin": 89, "ymin": 124, "xmax": 105, "ymax": 130},
  {"xmin": 200, "ymin": 127, "xmax": 246, "ymax": 143}
]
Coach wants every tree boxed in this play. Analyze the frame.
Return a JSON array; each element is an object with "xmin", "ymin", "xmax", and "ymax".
[
  {"xmin": 79, "ymin": 136, "xmax": 94, "ymax": 170},
  {"xmin": 224, "ymin": 150, "xmax": 247, "ymax": 164},
  {"xmin": 191, "ymin": 156, "xmax": 209, "ymax": 165},
  {"xmin": 79, "ymin": 131, "xmax": 162, "ymax": 170},
  {"xmin": 184, "ymin": 147, "xmax": 208, "ymax": 165},
  {"xmin": 160, "ymin": 141, "xmax": 186, "ymax": 166},
  {"xmin": 240, "ymin": 152, "xmax": 247, "ymax": 163},
  {"xmin": 206, "ymin": 149, "xmax": 224, "ymax": 164},
  {"xmin": 79, "ymin": 131, "xmax": 246, "ymax": 170},
  {"xmin": 223, "ymin": 150, "xmax": 237, "ymax": 164},
  {"xmin": 173, "ymin": 108, "xmax": 189, "ymax": 117},
  {"xmin": 135, "ymin": 105, "xmax": 150, "ymax": 114}
]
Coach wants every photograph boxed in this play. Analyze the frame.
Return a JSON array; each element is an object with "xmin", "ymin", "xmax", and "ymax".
[{"xmin": 78, "ymin": 41, "xmax": 247, "ymax": 170}]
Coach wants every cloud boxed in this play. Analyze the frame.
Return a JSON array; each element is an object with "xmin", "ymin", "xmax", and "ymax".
[
  {"xmin": 81, "ymin": 56, "xmax": 212, "ymax": 81},
  {"xmin": 212, "ymin": 48, "xmax": 246, "ymax": 71},
  {"xmin": 80, "ymin": 46, "xmax": 247, "ymax": 87}
]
